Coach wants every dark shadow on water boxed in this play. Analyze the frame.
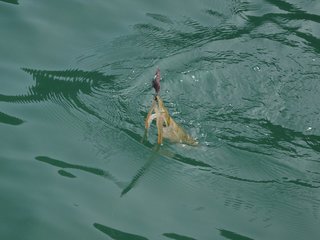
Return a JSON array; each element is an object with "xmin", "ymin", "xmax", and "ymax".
[
  {"xmin": 286, "ymin": 179, "xmax": 320, "ymax": 189},
  {"xmin": 260, "ymin": 121, "xmax": 320, "ymax": 154},
  {"xmin": 0, "ymin": 111, "xmax": 24, "ymax": 125},
  {"xmin": 219, "ymin": 229, "xmax": 254, "ymax": 240},
  {"xmin": 121, "ymin": 144, "xmax": 160, "ymax": 197},
  {"xmin": 35, "ymin": 156, "xmax": 124, "ymax": 188},
  {"xmin": 57, "ymin": 169, "xmax": 76, "ymax": 178},
  {"xmin": 123, "ymin": 1, "xmax": 320, "ymax": 59},
  {"xmin": 211, "ymin": 170, "xmax": 277, "ymax": 184},
  {"xmin": 163, "ymin": 232, "xmax": 196, "ymax": 240},
  {"xmin": 0, "ymin": 68, "xmax": 117, "ymax": 117},
  {"xmin": 0, "ymin": 0, "xmax": 19, "ymax": 5},
  {"xmin": 210, "ymin": 111, "xmax": 320, "ymax": 155},
  {"xmin": 146, "ymin": 13, "xmax": 173, "ymax": 24},
  {"xmin": 265, "ymin": 0, "xmax": 308, "ymax": 13},
  {"xmin": 0, "ymin": 68, "xmax": 119, "ymax": 123},
  {"xmin": 246, "ymin": 0, "xmax": 320, "ymax": 52},
  {"xmin": 93, "ymin": 223, "xmax": 148, "ymax": 240}
]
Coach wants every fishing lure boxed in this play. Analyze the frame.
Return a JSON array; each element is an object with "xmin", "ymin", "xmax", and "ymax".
[{"xmin": 144, "ymin": 68, "xmax": 198, "ymax": 145}]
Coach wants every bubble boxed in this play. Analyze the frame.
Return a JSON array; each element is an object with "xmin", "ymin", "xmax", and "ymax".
[
  {"xmin": 253, "ymin": 66, "xmax": 261, "ymax": 71},
  {"xmin": 307, "ymin": 127, "xmax": 312, "ymax": 131}
]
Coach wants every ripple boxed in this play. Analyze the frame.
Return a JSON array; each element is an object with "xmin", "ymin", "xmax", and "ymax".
[
  {"xmin": 0, "ymin": 68, "xmax": 117, "ymax": 106},
  {"xmin": 5, "ymin": 0, "xmax": 320, "ymax": 211},
  {"xmin": 8, "ymin": 9, "xmax": 319, "ymax": 201},
  {"xmin": 286, "ymin": 178, "xmax": 320, "ymax": 189},
  {"xmin": 211, "ymin": 170, "xmax": 278, "ymax": 184},
  {"xmin": 2, "ymin": 1, "xmax": 320, "ymax": 239},
  {"xmin": 146, "ymin": 13, "xmax": 173, "ymax": 24}
]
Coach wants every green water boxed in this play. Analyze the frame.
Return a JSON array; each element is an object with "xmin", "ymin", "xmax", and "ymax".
[{"xmin": 1, "ymin": 0, "xmax": 320, "ymax": 239}]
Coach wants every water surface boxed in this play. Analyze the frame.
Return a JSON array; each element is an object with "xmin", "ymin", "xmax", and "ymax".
[{"xmin": 1, "ymin": 0, "xmax": 320, "ymax": 239}]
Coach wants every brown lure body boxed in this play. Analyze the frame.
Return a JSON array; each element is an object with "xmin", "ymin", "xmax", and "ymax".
[{"xmin": 145, "ymin": 86, "xmax": 198, "ymax": 145}]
